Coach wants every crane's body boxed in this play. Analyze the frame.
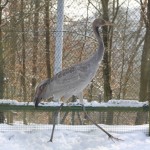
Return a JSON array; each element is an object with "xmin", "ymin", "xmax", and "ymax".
[{"xmin": 34, "ymin": 19, "xmax": 108, "ymax": 107}]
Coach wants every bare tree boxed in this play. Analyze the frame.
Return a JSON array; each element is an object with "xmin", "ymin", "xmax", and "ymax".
[
  {"xmin": 0, "ymin": 0, "xmax": 8, "ymax": 123},
  {"xmin": 101, "ymin": 0, "xmax": 113, "ymax": 125},
  {"xmin": 101, "ymin": 0, "xmax": 112, "ymax": 101},
  {"xmin": 45, "ymin": 0, "xmax": 51, "ymax": 78},
  {"xmin": 20, "ymin": 0, "xmax": 27, "ymax": 124},
  {"xmin": 31, "ymin": 0, "xmax": 40, "ymax": 98},
  {"xmin": 136, "ymin": 0, "xmax": 150, "ymax": 124}
]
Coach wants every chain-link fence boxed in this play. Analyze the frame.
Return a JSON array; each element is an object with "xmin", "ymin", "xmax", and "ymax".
[
  {"xmin": 0, "ymin": 104, "xmax": 149, "ymax": 134},
  {"xmin": 1, "ymin": 0, "xmax": 144, "ymax": 101},
  {"xmin": 0, "ymin": 0, "xmax": 149, "ymax": 133}
]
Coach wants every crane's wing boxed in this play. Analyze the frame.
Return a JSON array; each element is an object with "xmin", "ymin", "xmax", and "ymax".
[{"xmin": 51, "ymin": 63, "xmax": 91, "ymax": 96}]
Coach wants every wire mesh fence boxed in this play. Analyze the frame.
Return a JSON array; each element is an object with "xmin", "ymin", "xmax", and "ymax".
[
  {"xmin": 0, "ymin": 0, "xmax": 149, "ymax": 133},
  {"xmin": 0, "ymin": 106, "xmax": 149, "ymax": 134},
  {"xmin": 1, "ymin": 0, "xmax": 145, "ymax": 101}
]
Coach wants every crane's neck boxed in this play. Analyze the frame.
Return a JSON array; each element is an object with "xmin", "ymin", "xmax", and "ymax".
[{"xmin": 92, "ymin": 25, "xmax": 104, "ymax": 63}]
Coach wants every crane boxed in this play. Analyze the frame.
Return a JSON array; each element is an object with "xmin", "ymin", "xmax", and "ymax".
[
  {"xmin": 34, "ymin": 18, "xmax": 106, "ymax": 106},
  {"xmin": 34, "ymin": 18, "xmax": 120, "ymax": 142}
]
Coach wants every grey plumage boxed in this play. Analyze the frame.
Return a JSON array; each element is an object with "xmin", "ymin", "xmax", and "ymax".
[{"xmin": 34, "ymin": 18, "xmax": 111, "ymax": 107}]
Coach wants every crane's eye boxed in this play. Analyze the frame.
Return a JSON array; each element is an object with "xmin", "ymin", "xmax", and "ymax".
[
  {"xmin": 39, "ymin": 83, "xmax": 47, "ymax": 92},
  {"xmin": 40, "ymin": 85, "xmax": 44, "ymax": 91}
]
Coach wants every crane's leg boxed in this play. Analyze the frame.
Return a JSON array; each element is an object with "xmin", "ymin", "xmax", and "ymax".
[
  {"xmin": 78, "ymin": 92, "xmax": 121, "ymax": 141},
  {"xmin": 82, "ymin": 105, "xmax": 122, "ymax": 141},
  {"xmin": 78, "ymin": 92, "xmax": 87, "ymax": 123},
  {"xmin": 48, "ymin": 103, "xmax": 64, "ymax": 142}
]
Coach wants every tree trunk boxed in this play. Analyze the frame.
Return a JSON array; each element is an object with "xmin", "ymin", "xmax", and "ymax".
[
  {"xmin": 8, "ymin": 1, "xmax": 18, "ymax": 104},
  {"xmin": 101, "ymin": 0, "xmax": 113, "ymax": 125},
  {"xmin": 0, "ymin": 0, "xmax": 8, "ymax": 123},
  {"xmin": 20, "ymin": 0, "xmax": 27, "ymax": 125},
  {"xmin": 45, "ymin": 0, "xmax": 51, "ymax": 78},
  {"xmin": 135, "ymin": 0, "xmax": 150, "ymax": 125},
  {"xmin": 101, "ymin": 0, "xmax": 112, "ymax": 102},
  {"xmin": 0, "ymin": 1, "xmax": 4, "ymax": 99},
  {"xmin": 31, "ymin": 0, "xmax": 40, "ymax": 98},
  {"xmin": 44, "ymin": 0, "xmax": 52, "ymax": 124}
]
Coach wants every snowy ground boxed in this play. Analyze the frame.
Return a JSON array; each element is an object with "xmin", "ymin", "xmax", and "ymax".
[
  {"xmin": 0, "ymin": 124, "xmax": 150, "ymax": 150},
  {"xmin": 0, "ymin": 99, "xmax": 149, "ymax": 149}
]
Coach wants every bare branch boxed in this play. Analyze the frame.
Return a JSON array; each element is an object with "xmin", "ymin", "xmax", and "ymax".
[
  {"xmin": 88, "ymin": 0, "xmax": 102, "ymax": 15},
  {"xmin": 0, "ymin": 0, "xmax": 9, "ymax": 8},
  {"xmin": 140, "ymin": 0, "xmax": 148, "ymax": 26}
]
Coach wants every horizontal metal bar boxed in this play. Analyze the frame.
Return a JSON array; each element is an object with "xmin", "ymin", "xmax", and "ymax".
[{"xmin": 0, "ymin": 104, "xmax": 149, "ymax": 112}]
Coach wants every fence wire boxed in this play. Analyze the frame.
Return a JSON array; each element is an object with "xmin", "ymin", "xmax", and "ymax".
[
  {"xmin": 0, "ymin": 109, "xmax": 149, "ymax": 134},
  {"xmin": 1, "ymin": 0, "xmax": 144, "ymax": 101},
  {"xmin": 0, "ymin": 0, "xmax": 148, "ymax": 133}
]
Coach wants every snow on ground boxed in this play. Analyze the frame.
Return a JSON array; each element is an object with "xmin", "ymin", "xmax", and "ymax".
[
  {"xmin": 0, "ymin": 99, "xmax": 149, "ymax": 149},
  {"xmin": 0, "ymin": 124, "xmax": 150, "ymax": 150}
]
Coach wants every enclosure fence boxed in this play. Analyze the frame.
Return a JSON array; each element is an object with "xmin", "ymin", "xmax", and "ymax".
[
  {"xmin": 0, "ymin": 0, "xmax": 150, "ymax": 135},
  {"xmin": 0, "ymin": 100, "xmax": 149, "ymax": 136},
  {"xmin": 1, "ymin": 0, "xmax": 145, "ymax": 101}
]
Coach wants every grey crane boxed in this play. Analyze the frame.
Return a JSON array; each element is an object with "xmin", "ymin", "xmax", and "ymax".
[
  {"xmin": 34, "ymin": 19, "xmax": 120, "ymax": 142},
  {"xmin": 34, "ymin": 18, "xmax": 106, "ymax": 106}
]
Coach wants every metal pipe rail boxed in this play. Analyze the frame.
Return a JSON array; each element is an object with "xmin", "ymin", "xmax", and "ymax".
[
  {"xmin": 0, "ymin": 103, "xmax": 149, "ymax": 112},
  {"xmin": 0, "ymin": 101, "xmax": 150, "ymax": 135}
]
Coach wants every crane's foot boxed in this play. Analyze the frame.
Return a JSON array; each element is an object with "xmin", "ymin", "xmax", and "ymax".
[
  {"xmin": 81, "ymin": 104, "xmax": 123, "ymax": 142},
  {"xmin": 107, "ymin": 133, "xmax": 123, "ymax": 142}
]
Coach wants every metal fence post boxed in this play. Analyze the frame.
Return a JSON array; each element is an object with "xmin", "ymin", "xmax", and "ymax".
[
  {"xmin": 54, "ymin": 0, "xmax": 64, "ymax": 124},
  {"xmin": 54, "ymin": 0, "xmax": 64, "ymax": 75}
]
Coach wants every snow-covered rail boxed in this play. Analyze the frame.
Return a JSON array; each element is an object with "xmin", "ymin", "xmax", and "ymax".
[{"xmin": 0, "ymin": 99, "xmax": 149, "ymax": 112}]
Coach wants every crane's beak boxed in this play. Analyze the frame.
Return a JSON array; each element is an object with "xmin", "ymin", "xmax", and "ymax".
[
  {"xmin": 33, "ymin": 93, "xmax": 41, "ymax": 107},
  {"xmin": 34, "ymin": 97, "xmax": 41, "ymax": 107},
  {"xmin": 33, "ymin": 86, "xmax": 42, "ymax": 107}
]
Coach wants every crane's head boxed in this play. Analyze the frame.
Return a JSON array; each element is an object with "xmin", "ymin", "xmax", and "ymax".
[
  {"xmin": 33, "ymin": 79, "xmax": 50, "ymax": 107},
  {"xmin": 93, "ymin": 18, "xmax": 113, "ymax": 28}
]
